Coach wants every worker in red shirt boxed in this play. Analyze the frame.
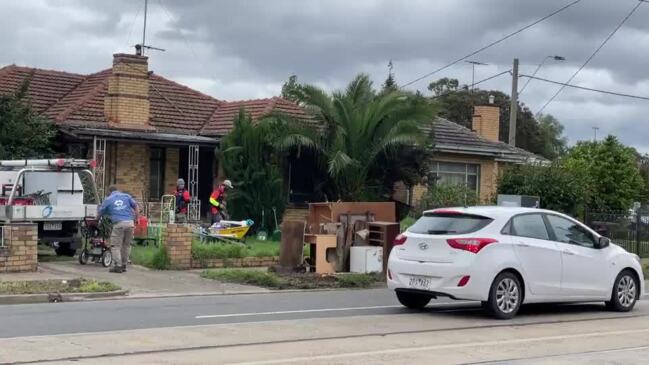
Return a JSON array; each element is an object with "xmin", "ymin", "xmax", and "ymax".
[
  {"xmin": 209, "ymin": 179, "xmax": 233, "ymax": 224},
  {"xmin": 174, "ymin": 178, "xmax": 191, "ymax": 223}
]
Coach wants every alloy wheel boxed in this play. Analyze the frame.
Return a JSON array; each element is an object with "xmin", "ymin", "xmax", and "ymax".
[
  {"xmin": 496, "ymin": 278, "xmax": 520, "ymax": 314},
  {"xmin": 616, "ymin": 275, "xmax": 636, "ymax": 308}
]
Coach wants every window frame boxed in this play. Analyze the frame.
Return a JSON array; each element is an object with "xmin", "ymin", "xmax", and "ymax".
[
  {"xmin": 148, "ymin": 146, "xmax": 166, "ymax": 202},
  {"xmin": 430, "ymin": 161, "xmax": 481, "ymax": 193},
  {"xmin": 502, "ymin": 212, "xmax": 552, "ymax": 241},
  {"xmin": 543, "ymin": 213, "xmax": 599, "ymax": 249}
]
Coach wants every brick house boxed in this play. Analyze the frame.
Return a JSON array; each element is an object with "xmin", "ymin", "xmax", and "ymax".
[
  {"xmin": 1, "ymin": 53, "xmax": 541, "ymax": 220},
  {"xmin": 0, "ymin": 53, "xmax": 308, "ymax": 218},
  {"xmin": 394, "ymin": 104, "xmax": 546, "ymax": 206}
]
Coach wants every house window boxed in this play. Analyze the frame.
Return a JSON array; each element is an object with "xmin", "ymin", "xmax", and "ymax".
[
  {"xmin": 149, "ymin": 147, "xmax": 165, "ymax": 201},
  {"xmin": 431, "ymin": 161, "xmax": 480, "ymax": 192}
]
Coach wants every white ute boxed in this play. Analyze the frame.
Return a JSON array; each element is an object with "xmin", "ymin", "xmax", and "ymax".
[
  {"xmin": 0, "ymin": 159, "xmax": 100, "ymax": 256},
  {"xmin": 388, "ymin": 206, "xmax": 645, "ymax": 319}
]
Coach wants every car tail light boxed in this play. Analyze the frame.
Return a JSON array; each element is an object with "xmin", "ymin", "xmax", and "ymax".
[
  {"xmin": 457, "ymin": 275, "xmax": 471, "ymax": 287},
  {"xmin": 56, "ymin": 159, "xmax": 65, "ymax": 168},
  {"xmin": 393, "ymin": 233, "xmax": 407, "ymax": 246},
  {"xmin": 447, "ymin": 238, "xmax": 498, "ymax": 253},
  {"xmin": 89, "ymin": 160, "xmax": 97, "ymax": 169}
]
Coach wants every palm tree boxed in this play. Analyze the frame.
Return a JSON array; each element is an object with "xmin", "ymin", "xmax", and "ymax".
[{"xmin": 267, "ymin": 74, "xmax": 435, "ymax": 201}]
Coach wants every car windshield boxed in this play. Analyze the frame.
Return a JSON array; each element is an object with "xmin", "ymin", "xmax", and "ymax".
[{"xmin": 409, "ymin": 213, "xmax": 493, "ymax": 235}]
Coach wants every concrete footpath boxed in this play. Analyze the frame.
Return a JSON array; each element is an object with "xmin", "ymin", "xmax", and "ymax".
[{"xmin": 1, "ymin": 261, "xmax": 269, "ymax": 299}]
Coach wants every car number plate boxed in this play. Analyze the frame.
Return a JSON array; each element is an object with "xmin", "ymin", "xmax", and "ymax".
[
  {"xmin": 43, "ymin": 222, "xmax": 62, "ymax": 231},
  {"xmin": 409, "ymin": 276, "xmax": 433, "ymax": 291}
]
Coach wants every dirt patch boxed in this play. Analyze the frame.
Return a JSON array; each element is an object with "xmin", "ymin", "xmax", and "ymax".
[{"xmin": 201, "ymin": 269, "xmax": 384, "ymax": 290}]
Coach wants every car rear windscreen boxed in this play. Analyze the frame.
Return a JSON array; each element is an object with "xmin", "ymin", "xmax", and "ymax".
[{"xmin": 408, "ymin": 213, "xmax": 493, "ymax": 235}]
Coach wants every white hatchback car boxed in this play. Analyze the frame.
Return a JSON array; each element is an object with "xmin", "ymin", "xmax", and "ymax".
[{"xmin": 387, "ymin": 206, "xmax": 644, "ymax": 319}]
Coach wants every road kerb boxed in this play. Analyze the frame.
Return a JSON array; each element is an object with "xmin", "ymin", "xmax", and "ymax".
[{"xmin": 0, "ymin": 289, "xmax": 129, "ymax": 305}]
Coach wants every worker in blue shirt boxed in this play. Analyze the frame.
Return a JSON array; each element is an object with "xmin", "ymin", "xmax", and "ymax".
[{"xmin": 99, "ymin": 185, "xmax": 138, "ymax": 273}]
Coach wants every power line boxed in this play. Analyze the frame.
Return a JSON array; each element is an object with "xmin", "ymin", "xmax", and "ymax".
[
  {"xmin": 156, "ymin": 0, "xmax": 200, "ymax": 61},
  {"xmin": 536, "ymin": 1, "xmax": 644, "ymax": 114},
  {"xmin": 520, "ymin": 74, "xmax": 649, "ymax": 101},
  {"xmin": 125, "ymin": 3, "xmax": 142, "ymax": 47},
  {"xmin": 430, "ymin": 70, "xmax": 511, "ymax": 100},
  {"xmin": 400, "ymin": 0, "xmax": 582, "ymax": 88}
]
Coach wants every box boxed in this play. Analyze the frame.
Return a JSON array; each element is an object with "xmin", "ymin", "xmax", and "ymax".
[{"xmin": 350, "ymin": 246, "xmax": 383, "ymax": 273}]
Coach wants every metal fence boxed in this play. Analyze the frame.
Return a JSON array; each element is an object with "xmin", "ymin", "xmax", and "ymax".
[{"xmin": 584, "ymin": 210, "xmax": 649, "ymax": 257}]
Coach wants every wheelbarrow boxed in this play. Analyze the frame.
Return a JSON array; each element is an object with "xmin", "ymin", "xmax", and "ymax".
[{"xmin": 195, "ymin": 219, "xmax": 254, "ymax": 244}]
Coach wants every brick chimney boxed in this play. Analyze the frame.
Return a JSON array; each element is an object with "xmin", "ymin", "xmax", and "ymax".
[
  {"xmin": 104, "ymin": 53, "xmax": 151, "ymax": 129},
  {"xmin": 472, "ymin": 105, "xmax": 500, "ymax": 142}
]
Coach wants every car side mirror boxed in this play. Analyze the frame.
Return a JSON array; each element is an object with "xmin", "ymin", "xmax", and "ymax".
[{"xmin": 597, "ymin": 236, "xmax": 610, "ymax": 249}]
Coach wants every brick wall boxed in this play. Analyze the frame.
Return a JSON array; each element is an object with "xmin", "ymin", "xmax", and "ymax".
[
  {"xmin": 164, "ymin": 224, "xmax": 192, "ymax": 269},
  {"xmin": 164, "ymin": 148, "xmax": 180, "ymax": 194},
  {"xmin": 472, "ymin": 105, "xmax": 500, "ymax": 143},
  {"xmin": 0, "ymin": 224, "xmax": 38, "ymax": 273},
  {"xmin": 191, "ymin": 257, "xmax": 279, "ymax": 269},
  {"xmin": 115, "ymin": 142, "xmax": 149, "ymax": 201},
  {"xmin": 104, "ymin": 53, "xmax": 151, "ymax": 129}
]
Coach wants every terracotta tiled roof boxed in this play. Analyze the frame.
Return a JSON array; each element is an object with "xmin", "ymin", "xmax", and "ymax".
[
  {"xmin": 200, "ymin": 96, "xmax": 313, "ymax": 136},
  {"xmin": 0, "ymin": 65, "xmax": 85, "ymax": 113},
  {"xmin": 0, "ymin": 64, "xmax": 311, "ymax": 137}
]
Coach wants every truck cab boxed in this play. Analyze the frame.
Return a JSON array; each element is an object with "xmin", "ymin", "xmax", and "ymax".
[{"xmin": 0, "ymin": 159, "xmax": 100, "ymax": 256}]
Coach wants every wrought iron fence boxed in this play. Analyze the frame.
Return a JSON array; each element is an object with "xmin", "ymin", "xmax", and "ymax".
[{"xmin": 584, "ymin": 209, "xmax": 649, "ymax": 257}]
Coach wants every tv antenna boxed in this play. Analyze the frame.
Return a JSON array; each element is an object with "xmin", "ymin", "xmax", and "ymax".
[{"xmin": 134, "ymin": 0, "xmax": 166, "ymax": 56}]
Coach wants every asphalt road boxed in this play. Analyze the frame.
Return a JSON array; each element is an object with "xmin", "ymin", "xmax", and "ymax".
[
  {"xmin": 0, "ymin": 288, "xmax": 427, "ymax": 338},
  {"xmin": 2, "ymin": 288, "xmax": 649, "ymax": 364}
]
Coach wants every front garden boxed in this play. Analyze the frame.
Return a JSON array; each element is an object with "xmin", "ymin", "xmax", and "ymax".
[{"xmin": 130, "ymin": 238, "xmax": 287, "ymax": 270}]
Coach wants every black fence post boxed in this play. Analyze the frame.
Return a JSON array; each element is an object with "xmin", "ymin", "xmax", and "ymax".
[{"xmin": 636, "ymin": 211, "xmax": 641, "ymax": 255}]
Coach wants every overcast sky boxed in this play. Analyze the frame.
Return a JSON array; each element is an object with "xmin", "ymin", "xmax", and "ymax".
[{"xmin": 1, "ymin": 0, "xmax": 648, "ymax": 151}]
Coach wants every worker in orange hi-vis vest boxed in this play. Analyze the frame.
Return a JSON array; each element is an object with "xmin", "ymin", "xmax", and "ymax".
[{"xmin": 209, "ymin": 179, "xmax": 233, "ymax": 225}]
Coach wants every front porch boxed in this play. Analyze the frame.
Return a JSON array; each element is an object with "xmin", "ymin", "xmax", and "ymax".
[{"xmin": 60, "ymin": 128, "xmax": 219, "ymax": 221}]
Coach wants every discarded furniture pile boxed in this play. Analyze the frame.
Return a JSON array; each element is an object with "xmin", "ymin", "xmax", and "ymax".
[{"xmin": 278, "ymin": 202, "xmax": 399, "ymax": 274}]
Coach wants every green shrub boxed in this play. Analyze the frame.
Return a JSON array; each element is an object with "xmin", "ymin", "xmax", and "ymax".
[
  {"xmin": 131, "ymin": 245, "xmax": 170, "ymax": 270},
  {"xmin": 498, "ymin": 163, "xmax": 588, "ymax": 216},
  {"xmin": 400, "ymin": 216, "xmax": 417, "ymax": 232},
  {"xmin": 414, "ymin": 183, "xmax": 479, "ymax": 216},
  {"xmin": 192, "ymin": 242, "xmax": 247, "ymax": 260}
]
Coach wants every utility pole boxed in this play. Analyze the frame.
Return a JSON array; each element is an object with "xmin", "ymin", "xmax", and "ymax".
[
  {"xmin": 593, "ymin": 127, "xmax": 600, "ymax": 142},
  {"xmin": 508, "ymin": 58, "xmax": 519, "ymax": 146}
]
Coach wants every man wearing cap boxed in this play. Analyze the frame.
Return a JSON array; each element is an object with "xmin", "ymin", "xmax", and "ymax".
[
  {"xmin": 174, "ymin": 178, "xmax": 191, "ymax": 223},
  {"xmin": 209, "ymin": 179, "xmax": 233, "ymax": 224}
]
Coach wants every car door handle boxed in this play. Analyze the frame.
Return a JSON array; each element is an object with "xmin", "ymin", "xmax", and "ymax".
[
  {"xmin": 562, "ymin": 249, "xmax": 575, "ymax": 255},
  {"xmin": 517, "ymin": 242, "xmax": 530, "ymax": 247}
]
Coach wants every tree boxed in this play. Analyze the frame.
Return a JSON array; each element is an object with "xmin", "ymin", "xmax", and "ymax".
[
  {"xmin": 381, "ymin": 60, "xmax": 398, "ymax": 94},
  {"xmin": 0, "ymin": 73, "xmax": 55, "ymax": 159},
  {"xmin": 219, "ymin": 110, "xmax": 286, "ymax": 230},
  {"xmin": 270, "ymin": 74, "xmax": 436, "ymax": 201},
  {"xmin": 537, "ymin": 114, "xmax": 567, "ymax": 160},
  {"xmin": 280, "ymin": 74, "xmax": 302, "ymax": 102},
  {"xmin": 426, "ymin": 78, "xmax": 566, "ymax": 160},
  {"xmin": 498, "ymin": 163, "xmax": 589, "ymax": 217},
  {"xmin": 563, "ymin": 135, "xmax": 644, "ymax": 211}
]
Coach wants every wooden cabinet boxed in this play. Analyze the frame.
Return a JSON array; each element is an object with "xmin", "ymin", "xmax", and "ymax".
[{"xmin": 367, "ymin": 222, "xmax": 400, "ymax": 273}]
